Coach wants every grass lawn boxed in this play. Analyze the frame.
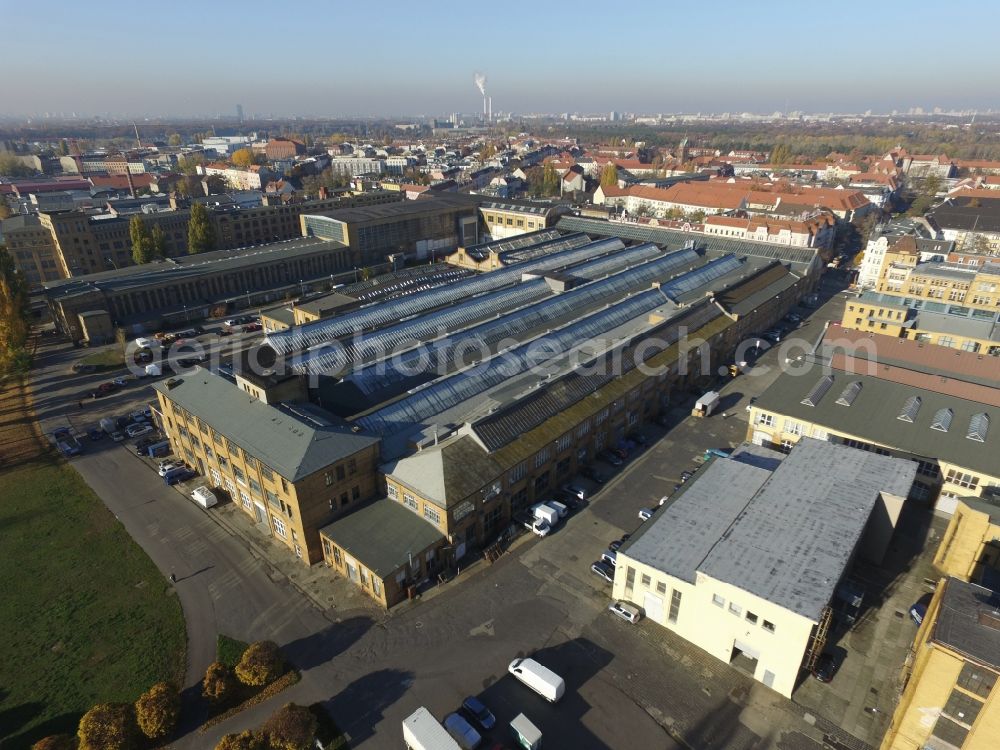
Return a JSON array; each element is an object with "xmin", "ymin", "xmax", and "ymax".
[
  {"xmin": 217, "ymin": 634, "xmax": 250, "ymax": 668},
  {"xmin": 0, "ymin": 456, "xmax": 186, "ymax": 748},
  {"xmin": 79, "ymin": 348, "xmax": 125, "ymax": 369}
]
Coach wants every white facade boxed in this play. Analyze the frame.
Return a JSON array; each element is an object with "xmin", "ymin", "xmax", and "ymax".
[
  {"xmin": 330, "ymin": 156, "xmax": 386, "ymax": 176},
  {"xmin": 858, "ymin": 235, "xmax": 891, "ymax": 289}
]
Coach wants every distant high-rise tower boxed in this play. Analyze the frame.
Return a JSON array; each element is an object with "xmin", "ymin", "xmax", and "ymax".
[{"xmin": 236, "ymin": 104, "xmax": 244, "ymax": 123}]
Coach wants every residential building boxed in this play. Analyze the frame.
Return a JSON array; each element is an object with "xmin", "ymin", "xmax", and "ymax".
[
  {"xmin": 857, "ymin": 224, "xmax": 952, "ymax": 291},
  {"xmin": 748, "ymin": 325, "xmax": 1000, "ymax": 515},
  {"xmin": 264, "ymin": 138, "xmax": 306, "ymax": 161},
  {"xmin": 874, "ymin": 249, "xmax": 1000, "ymax": 314},
  {"xmin": 478, "ymin": 199, "xmax": 571, "ymax": 240},
  {"xmin": 879, "ymin": 577, "xmax": 1000, "ymax": 750},
  {"xmin": 153, "ymin": 367, "xmax": 380, "ymax": 564},
  {"xmin": 934, "ymin": 496, "xmax": 1000, "ymax": 588},
  {"xmin": 905, "ymin": 154, "xmax": 956, "ymax": 178},
  {"xmin": 330, "ymin": 156, "xmax": 386, "ymax": 176},
  {"xmin": 198, "ymin": 162, "xmax": 271, "ymax": 191},
  {"xmin": 613, "ymin": 439, "xmax": 916, "ymax": 698},
  {"xmin": 59, "ymin": 153, "xmax": 146, "ymax": 175},
  {"xmin": 0, "ymin": 214, "xmax": 63, "ymax": 287},
  {"xmin": 842, "ymin": 291, "xmax": 1000, "ymax": 356},
  {"xmin": 704, "ymin": 213, "xmax": 835, "ymax": 249},
  {"xmin": 202, "ymin": 135, "xmax": 253, "ymax": 156},
  {"xmin": 928, "ymin": 196, "xmax": 1000, "ymax": 252}
]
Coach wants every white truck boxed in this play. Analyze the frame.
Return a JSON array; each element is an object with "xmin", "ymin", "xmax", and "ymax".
[
  {"xmin": 531, "ymin": 503, "xmax": 559, "ymax": 528},
  {"xmin": 508, "ymin": 657, "xmax": 566, "ymax": 702},
  {"xmin": 403, "ymin": 707, "xmax": 461, "ymax": 750},
  {"xmin": 691, "ymin": 390, "xmax": 720, "ymax": 418},
  {"xmin": 509, "ymin": 713, "xmax": 542, "ymax": 750}
]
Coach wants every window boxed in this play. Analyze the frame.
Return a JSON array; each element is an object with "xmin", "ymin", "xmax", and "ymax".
[
  {"xmin": 640, "ymin": 573, "xmax": 651, "ymax": 587},
  {"xmin": 946, "ymin": 469, "xmax": 980, "ymax": 490},
  {"xmin": 729, "ymin": 602, "xmax": 742, "ymax": 616},
  {"xmin": 942, "ymin": 688, "xmax": 983, "ymax": 726},
  {"xmin": 249, "ymin": 478, "xmax": 261, "ymax": 495},
  {"xmin": 783, "ymin": 419, "xmax": 802, "ymax": 436},
  {"xmin": 757, "ymin": 414, "xmax": 774, "ymax": 427},
  {"xmin": 668, "ymin": 590, "xmax": 682, "ymax": 623},
  {"xmin": 508, "ymin": 461, "xmax": 527, "ymax": 485},
  {"xmin": 763, "ymin": 620, "xmax": 776, "ymax": 633},
  {"xmin": 745, "ymin": 611, "xmax": 758, "ymax": 624},
  {"xmin": 533, "ymin": 447, "xmax": 550, "ymax": 468},
  {"xmin": 335, "ymin": 465, "xmax": 345, "ymax": 481},
  {"xmin": 656, "ymin": 581, "xmax": 667, "ymax": 595},
  {"xmin": 372, "ymin": 578, "xmax": 381, "ymax": 597},
  {"xmin": 403, "ymin": 493, "xmax": 418, "ymax": 511},
  {"xmin": 239, "ymin": 489, "xmax": 251, "ymax": 509},
  {"xmin": 232, "ymin": 466, "xmax": 245, "ymax": 485},
  {"xmin": 624, "ymin": 566, "xmax": 636, "ymax": 593},
  {"xmin": 273, "ymin": 518, "xmax": 286, "ymax": 538},
  {"xmin": 387, "ymin": 484, "xmax": 398, "ymax": 499},
  {"xmin": 423, "ymin": 505, "xmax": 441, "ymax": 524},
  {"xmin": 260, "ymin": 464, "xmax": 273, "ymax": 481},
  {"xmin": 352, "ymin": 486, "xmax": 360, "ymax": 500},
  {"xmin": 325, "ymin": 471, "xmax": 334, "ymax": 486},
  {"xmin": 265, "ymin": 490, "xmax": 281, "ymax": 509},
  {"xmin": 957, "ymin": 662, "xmax": 997, "ymax": 698},
  {"xmin": 712, "ymin": 594, "xmax": 725, "ymax": 608},
  {"xmin": 348, "ymin": 458, "xmax": 357, "ymax": 475},
  {"xmin": 556, "ymin": 433, "xmax": 572, "ymax": 452}
]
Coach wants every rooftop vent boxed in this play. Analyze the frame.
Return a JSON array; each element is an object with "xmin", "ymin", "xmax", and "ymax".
[
  {"xmin": 968, "ymin": 413, "xmax": 990, "ymax": 443},
  {"xmin": 836, "ymin": 381, "xmax": 863, "ymax": 407},
  {"xmin": 931, "ymin": 408, "xmax": 954, "ymax": 433},
  {"xmin": 898, "ymin": 395, "xmax": 921, "ymax": 423},
  {"xmin": 801, "ymin": 375, "xmax": 834, "ymax": 407}
]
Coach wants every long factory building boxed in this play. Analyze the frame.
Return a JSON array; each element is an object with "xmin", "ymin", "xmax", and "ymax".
[{"xmin": 154, "ymin": 222, "xmax": 821, "ymax": 607}]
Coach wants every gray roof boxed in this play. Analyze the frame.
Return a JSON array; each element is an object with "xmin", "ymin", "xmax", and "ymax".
[
  {"xmin": 910, "ymin": 262, "xmax": 978, "ymax": 282},
  {"xmin": 43, "ymin": 237, "xmax": 345, "ymax": 301},
  {"xmin": 153, "ymin": 367, "xmax": 378, "ymax": 481},
  {"xmin": 928, "ymin": 201, "xmax": 1000, "ymax": 232},
  {"xmin": 623, "ymin": 439, "xmax": 917, "ymax": 621},
  {"xmin": 305, "ymin": 193, "xmax": 475, "ymax": 225},
  {"xmin": 755, "ymin": 363, "xmax": 1000, "ymax": 476},
  {"xmin": 382, "ymin": 435, "xmax": 504, "ymax": 508},
  {"xmin": 318, "ymin": 499, "xmax": 444, "ymax": 578},
  {"xmin": 934, "ymin": 578, "xmax": 1000, "ymax": 669}
]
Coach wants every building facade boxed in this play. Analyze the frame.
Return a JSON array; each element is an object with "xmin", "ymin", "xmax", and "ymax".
[{"xmin": 0, "ymin": 214, "xmax": 64, "ymax": 287}]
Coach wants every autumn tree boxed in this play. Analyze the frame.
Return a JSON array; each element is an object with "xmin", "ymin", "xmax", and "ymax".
[
  {"xmin": 0, "ymin": 244, "xmax": 31, "ymax": 373},
  {"xmin": 0, "ymin": 201, "xmax": 11, "ymax": 220},
  {"xmin": 0, "ymin": 154, "xmax": 35, "ymax": 177},
  {"xmin": 176, "ymin": 155, "xmax": 204, "ymax": 175},
  {"xmin": 769, "ymin": 143, "xmax": 792, "ymax": 165},
  {"xmin": 31, "ymin": 735, "xmax": 76, "ymax": 750},
  {"xmin": 134, "ymin": 682, "xmax": 180, "ymax": 740},
  {"xmin": 216, "ymin": 731, "xmax": 267, "ymax": 750},
  {"xmin": 231, "ymin": 148, "xmax": 255, "ymax": 168},
  {"xmin": 77, "ymin": 703, "xmax": 138, "ymax": 750},
  {"xmin": 261, "ymin": 703, "xmax": 317, "ymax": 750},
  {"xmin": 234, "ymin": 640, "xmax": 285, "ymax": 687},
  {"xmin": 202, "ymin": 661, "xmax": 236, "ymax": 704},
  {"xmin": 541, "ymin": 163, "xmax": 559, "ymax": 196},
  {"xmin": 187, "ymin": 202, "xmax": 217, "ymax": 254},
  {"xmin": 167, "ymin": 133, "xmax": 183, "ymax": 147},
  {"xmin": 150, "ymin": 224, "xmax": 167, "ymax": 260},
  {"xmin": 599, "ymin": 163, "xmax": 619, "ymax": 189},
  {"xmin": 129, "ymin": 215, "xmax": 153, "ymax": 265}
]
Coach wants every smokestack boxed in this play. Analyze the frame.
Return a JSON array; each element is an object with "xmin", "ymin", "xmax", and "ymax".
[
  {"xmin": 488, "ymin": 97, "xmax": 492, "ymax": 123},
  {"xmin": 474, "ymin": 72, "xmax": 488, "ymax": 123}
]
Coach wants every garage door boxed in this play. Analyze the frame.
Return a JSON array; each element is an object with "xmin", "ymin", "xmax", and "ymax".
[
  {"xmin": 643, "ymin": 592, "xmax": 664, "ymax": 622},
  {"xmin": 734, "ymin": 639, "xmax": 761, "ymax": 660}
]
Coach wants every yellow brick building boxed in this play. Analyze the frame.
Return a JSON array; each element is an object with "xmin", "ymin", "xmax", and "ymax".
[
  {"xmin": 880, "ymin": 577, "xmax": 1000, "ymax": 750},
  {"xmin": 934, "ymin": 497, "xmax": 1000, "ymax": 586}
]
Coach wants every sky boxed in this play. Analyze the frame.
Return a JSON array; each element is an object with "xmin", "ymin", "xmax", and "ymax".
[{"xmin": 4, "ymin": 0, "xmax": 1000, "ymax": 118}]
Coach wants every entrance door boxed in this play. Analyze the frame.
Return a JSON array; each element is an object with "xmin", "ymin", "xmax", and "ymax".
[
  {"xmin": 643, "ymin": 592, "xmax": 664, "ymax": 622},
  {"xmin": 752, "ymin": 431, "xmax": 771, "ymax": 446},
  {"xmin": 763, "ymin": 670, "xmax": 776, "ymax": 689}
]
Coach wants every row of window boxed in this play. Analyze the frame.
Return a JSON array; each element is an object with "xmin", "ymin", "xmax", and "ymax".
[{"xmin": 712, "ymin": 593, "xmax": 776, "ymax": 632}]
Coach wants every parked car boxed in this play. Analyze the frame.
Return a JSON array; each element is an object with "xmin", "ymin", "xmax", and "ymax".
[
  {"xmin": 579, "ymin": 465, "xmax": 607, "ymax": 484},
  {"xmin": 598, "ymin": 449, "xmax": 623, "ymax": 466},
  {"xmin": 627, "ymin": 432, "xmax": 648, "ymax": 446},
  {"xmin": 638, "ymin": 508, "xmax": 654, "ymax": 521},
  {"xmin": 242, "ymin": 322, "xmax": 262, "ymax": 333},
  {"xmin": 909, "ymin": 593, "xmax": 933, "ymax": 625},
  {"xmin": 443, "ymin": 712, "xmax": 482, "ymax": 750},
  {"xmin": 680, "ymin": 470, "xmax": 695, "ymax": 483},
  {"xmin": 158, "ymin": 460, "xmax": 184, "ymax": 477},
  {"xmin": 609, "ymin": 601, "xmax": 643, "ymax": 624},
  {"xmin": 561, "ymin": 483, "xmax": 587, "ymax": 500},
  {"xmin": 164, "ymin": 468, "xmax": 196, "ymax": 486},
  {"xmin": 601, "ymin": 550, "xmax": 617, "ymax": 567},
  {"xmin": 784, "ymin": 312, "xmax": 802, "ymax": 325},
  {"xmin": 745, "ymin": 396, "xmax": 757, "ymax": 412},
  {"xmin": 762, "ymin": 329, "xmax": 782, "ymax": 343},
  {"xmin": 460, "ymin": 696, "xmax": 496, "ymax": 732},
  {"xmin": 87, "ymin": 428, "xmax": 103, "ymax": 441},
  {"xmin": 112, "ymin": 375, "xmax": 132, "ymax": 387},
  {"xmin": 115, "ymin": 416, "xmax": 129, "ymax": 429},
  {"xmin": 126, "ymin": 423, "xmax": 153, "ymax": 438},
  {"xmin": 812, "ymin": 651, "xmax": 842, "ymax": 683},
  {"xmin": 134, "ymin": 437, "xmax": 157, "ymax": 455},
  {"xmin": 110, "ymin": 431, "xmax": 125, "ymax": 442},
  {"xmin": 591, "ymin": 560, "xmax": 614, "ymax": 583},
  {"xmin": 608, "ymin": 535, "xmax": 630, "ymax": 552}
]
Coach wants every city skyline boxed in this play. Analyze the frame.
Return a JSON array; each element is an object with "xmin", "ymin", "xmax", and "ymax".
[{"xmin": 5, "ymin": 0, "xmax": 1000, "ymax": 118}]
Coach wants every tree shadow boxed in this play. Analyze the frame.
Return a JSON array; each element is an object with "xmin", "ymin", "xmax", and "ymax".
[
  {"xmin": 321, "ymin": 668, "xmax": 413, "ymax": 746},
  {"xmin": 281, "ymin": 616, "xmax": 374, "ymax": 671},
  {"xmin": 3, "ymin": 706, "xmax": 81, "ymax": 749}
]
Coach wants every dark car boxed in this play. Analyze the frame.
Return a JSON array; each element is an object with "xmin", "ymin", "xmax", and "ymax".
[
  {"xmin": 610, "ymin": 445, "xmax": 629, "ymax": 460},
  {"xmin": 609, "ymin": 534, "xmax": 630, "ymax": 552},
  {"xmin": 461, "ymin": 696, "xmax": 496, "ymax": 732},
  {"xmin": 598, "ymin": 450, "xmax": 623, "ymax": 466},
  {"xmin": 628, "ymin": 432, "xmax": 648, "ymax": 446},
  {"xmin": 909, "ymin": 593, "xmax": 933, "ymax": 625},
  {"xmin": 680, "ymin": 470, "xmax": 695, "ymax": 483},
  {"xmin": 812, "ymin": 651, "xmax": 843, "ymax": 683},
  {"xmin": 134, "ymin": 437, "xmax": 158, "ymax": 455},
  {"xmin": 580, "ymin": 465, "xmax": 607, "ymax": 484},
  {"xmin": 115, "ymin": 416, "xmax": 129, "ymax": 429},
  {"xmin": 591, "ymin": 560, "xmax": 615, "ymax": 583},
  {"xmin": 164, "ymin": 468, "xmax": 196, "ymax": 486},
  {"xmin": 87, "ymin": 428, "xmax": 104, "ymax": 441}
]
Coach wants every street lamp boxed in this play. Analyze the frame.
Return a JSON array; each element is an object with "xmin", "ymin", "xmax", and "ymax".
[{"xmin": 245, "ymin": 290, "xmax": 251, "ymax": 308}]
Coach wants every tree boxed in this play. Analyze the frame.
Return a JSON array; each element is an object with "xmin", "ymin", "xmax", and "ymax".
[
  {"xmin": 770, "ymin": 143, "xmax": 792, "ymax": 165},
  {"xmin": 234, "ymin": 640, "xmax": 285, "ymax": 687},
  {"xmin": 231, "ymin": 148, "xmax": 255, "ymax": 168},
  {"xmin": 31, "ymin": 736, "xmax": 76, "ymax": 750},
  {"xmin": 969, "ymin": 233, "xmax": 992, "ymax": 254},
  {"xmin": 689, "ymin": 210, "xmax": 706, "ymax": 223},
  {"xmin": 150, "ymin": 224, "xmax": 167, "ymax": 260},
  {"xmin": 77, "ymin": 703, "xmax": 138, "ymax": 750},
  {"xmin": 202, "ymin": 661, "xmax": 236, "ymax": 704},
  {"xmin": 0, "ymin": 154, "xmax": 35, "ymax": 177},
  {"xmin": 541, "ymin": 163, "xmax": 559, "ymax": 196},
  {"xmin": 134, "ymin": 682, "xmax": 180, "ymax": 740},
  {"xmin": 599, "ymin": 163, "xmax": 619, "ymax": 189},
  {"xmin": 176, "ymin": 155, "xmax": 204, "ymax": 175},
  {"xmin": 922, "ymin": 173, "xmax": 942, "ymax": 197},
  {"xmin": 216, "ymin": 731, "xmax": 267, "ymax": 750},
  {"xmin": 0, "ymin": 202, "xmax": 11, "ymax": 220},
  {"xmin": 261, "ymin": 703, "xmax": 317, "ymax": 750},
  {"xmin": 167, "ymin": 133, "xmax": 183, "ymax": 147},
  {"xmin": 187, "ymin": 202, "xmax": 217, "ymax": 254},
  {"xmin": 58, "ymin": 139, "xmax": 70, "ymax": 156},
  {"xmin": 204, "ymin": 174, "xmax": 228, "ymax": 195},
  {"xmin": 0, "ymin": 244, "xmax": 31, "ymax": 373},
  {"xmin": 129, "ymin": 215, "xmax": 153, "ymax": 265}
]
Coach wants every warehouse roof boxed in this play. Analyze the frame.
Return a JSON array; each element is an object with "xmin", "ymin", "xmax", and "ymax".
[
  {"xmin": 305, "ymin": 193, "xmax": 475, "ymax": 224},
  {"xmin": 319, "ymin": 499, "xmax": 444, "ymax": 578},
  {"xmin": 933, "ymin": 578, "xmax": 1000, "ymax": 669},
  {"xmin": 153, "ymin": 367, "xmax": 378, "ymax": 481},
  {"xmin": 623, "ymin": 439, "xmax": 916, "ymax": 621}
]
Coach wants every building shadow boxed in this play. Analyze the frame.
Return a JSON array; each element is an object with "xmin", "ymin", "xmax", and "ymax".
[
  {"xmin": 281, "ymin": 616, "xmax": 374, "ymax": 671},
  {"xmin": 321, "ymin": 668, "xmax": 414, "ymax": 746},
  {"xmin": 682, "ymin": 691, "xmax": 762, "ymax": 750},
  {"xmin": 476, "ymin": 637, "xmax": 615, "ymax": 750}
]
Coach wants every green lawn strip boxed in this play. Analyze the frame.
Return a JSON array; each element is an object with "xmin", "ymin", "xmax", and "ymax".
[
  {"xmin": 217, "ymin": 635, "xmax": 250, "ymax": 668},
  {"xmin": 79, "ymin": 348, "xmax": 126, "ymax": 369},
  {"xmin": 0, "ymin": 456, "xmax": 186, "ymax": 747}
]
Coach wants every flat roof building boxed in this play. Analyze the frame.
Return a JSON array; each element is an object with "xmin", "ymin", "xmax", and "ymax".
[{"xmin": 614, "ymin": 439, "xmax": 916, "ymax": 697}]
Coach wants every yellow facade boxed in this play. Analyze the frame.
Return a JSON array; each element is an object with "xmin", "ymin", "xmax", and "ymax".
[
  {"xmin": 875, "ymin": 243, "xmax": 1000, "ymax": 313},
  {"xmin": 612, "ymin": 554, "xmax": 815, "ymax": 698},
  {"xmin": 841, "ymin": 299, "xmax": 1000, "ymax": 355},
  {"xmin": 881, "ymin": 580, "xmax": 1000, "ymax": 750},
  {"xmin": 934, "ymin": 499, "xmax": 1000, "ymax": 583}
]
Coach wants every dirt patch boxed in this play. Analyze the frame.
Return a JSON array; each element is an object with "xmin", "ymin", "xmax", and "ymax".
[{"xmin": 0, "ymin": 349, "xmax": 48, "ymax": 466}]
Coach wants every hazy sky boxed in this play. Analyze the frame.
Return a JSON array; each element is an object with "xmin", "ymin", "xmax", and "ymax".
[{"xmin": 4, "ymin": 0, "xmax": 999, "ymax": 117}]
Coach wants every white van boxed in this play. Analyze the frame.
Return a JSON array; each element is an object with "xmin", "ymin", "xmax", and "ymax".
[
  {"xmin": 508, "ymin": 657, "xmax": 565, "ymax": 702},
  {"xmin": 191, "ymin": 486, "xmax": 218, "ymax": 509},
  {"xmin": 545, "ymin": 500, "xmax": 568, "ymax": 519}
]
